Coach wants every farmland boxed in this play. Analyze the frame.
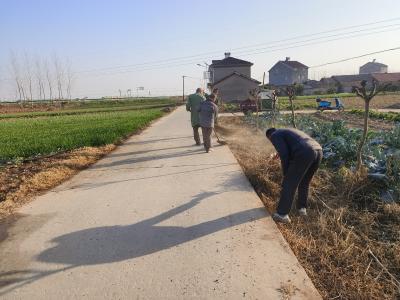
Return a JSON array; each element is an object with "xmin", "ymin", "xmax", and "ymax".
[
  {"xmin": 0, "ymin": 99, "xmax": 175, "ymax": 216},
  {"xmin": 221, "ymin": 93, "xmax": 400, "ymax": 111},
  {"xmin": 0, "ymin": 109, "xmax": 165, "ymax": 162},
  {"xmin": 0, "ymin": 98, "xmax": 178, "ymax": 161},
  {"xmin": 216, "ymin": 113, "xmax": 400, "ymax": 299}
]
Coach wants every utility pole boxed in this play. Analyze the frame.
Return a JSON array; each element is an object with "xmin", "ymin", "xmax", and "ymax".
[
  {"xmin": 182, "ymin": 75, "xmax": 186, "ymax": 102},
  {"xmin": 196, "ymin": 62, "xmax": 210, "ymax": 91}
]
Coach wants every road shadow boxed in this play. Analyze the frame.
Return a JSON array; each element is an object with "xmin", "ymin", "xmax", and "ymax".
[
  {"xmin": 91, "ymin": 148, "xmax": 204, "ymax": 169},
  {"xmin": 69, "ymin": 163, "xmax": 237, "ymax": 191},
  {"xmin": 0, "ymin": 189, "xmax": 266, "ymax": 295},
  {"xmin": 107, "ymin": 144, "xmax": 195, "ymax": 158},
  {"xmin": 124, "ymin": 135, "xmax": 193, "ymax": 146},
  {"xmin": 37, "ymin": 193, "xmax": 266, "ymax": 266}
]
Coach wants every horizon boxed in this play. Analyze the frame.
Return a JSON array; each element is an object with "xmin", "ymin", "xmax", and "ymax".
[{"xmin": 1, "ymin": 0, "xmax": 400, "ymax": 100}]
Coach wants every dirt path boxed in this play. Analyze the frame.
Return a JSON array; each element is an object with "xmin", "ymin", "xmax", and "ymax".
[{"xmin": 0, "ymin": 106, "xmax": 320, "ymax": 299}]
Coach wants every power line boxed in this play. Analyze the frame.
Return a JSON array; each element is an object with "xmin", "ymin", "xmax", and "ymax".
[
  {"xmin": 309, "ymin": 46, "xmax": 400, "ymax": 68},
  {"xmin": 233, "ymin": 22, "xmax": 400, "ymax": 56},
  {"xmin": 78, "ymin": 25, "xmax": 400, "ymax": 78},
  {"xmin": 75, "ymin": 17, "xmax": 400, "ymax": 74}
]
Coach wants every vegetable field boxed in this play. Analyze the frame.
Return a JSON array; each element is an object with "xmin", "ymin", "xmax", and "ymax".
[
  {"xmin": 217, "ymin": 114, "xmax": 400, "ymax": 299},
  {"xmin": 0, "ymin": 109, "xmax": 164, "ymax": 161}
]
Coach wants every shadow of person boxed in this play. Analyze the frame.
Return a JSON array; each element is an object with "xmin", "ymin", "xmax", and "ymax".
[{"xmin": 37, "ymin": 191, "xmax": 266, "ymax": 266}]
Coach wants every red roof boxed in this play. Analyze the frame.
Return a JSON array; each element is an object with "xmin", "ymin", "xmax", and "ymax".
[{"xmin": 372, "ymin": 72, "xmax": 400, "ymax": 83}]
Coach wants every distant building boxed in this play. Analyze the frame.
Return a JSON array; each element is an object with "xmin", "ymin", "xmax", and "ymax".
[
  {"xmin": 268, "ymin": 57, "xmax": 308, "ymax": 86},
  {"xmin": 209, "ymin": 53, "xmax": 260, "ymax": 103},
  {"xmin": 372, "ymin": 72, "xmax": 400, "ymax": 89},
  {"xmin": 302, "ymin": 78, "xmax": 337, "ymax": 95},
  {"xmin": 331, "ymin": 74, "xmax": 374, "ymax": 93},
  {"xmin": 359, "ymin": 59, "xmax": 388, "ymax": 74}
]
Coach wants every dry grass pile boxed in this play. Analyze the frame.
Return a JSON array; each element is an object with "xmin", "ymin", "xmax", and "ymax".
[
  {"xmin": 0, "ymin": 145, "xmax": 115, "ymax": 219},
  {"xmin": 217, "ymin": 117, "xmax": 400, "ymax": 299}
]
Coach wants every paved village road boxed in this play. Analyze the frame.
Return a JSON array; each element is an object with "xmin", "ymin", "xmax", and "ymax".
[{"xmin": 0, "ymin": 106, "xmax": 320, "ymax": 300}]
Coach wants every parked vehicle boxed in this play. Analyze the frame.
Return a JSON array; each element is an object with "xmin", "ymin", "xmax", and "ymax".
[
  {"xmin": 239, "ymin": 89, "xmax": 278, "ymax": 114},
  {"xmin": 240, "ymin": 98, "xmax": 257, "ymax": 114},
  {"xmin": 316, "ymin": 97, "xmax": 345, "ymax": 112}
]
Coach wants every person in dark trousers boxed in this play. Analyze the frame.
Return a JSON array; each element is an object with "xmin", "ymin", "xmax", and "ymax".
[
  {"xmin": 186, "ymin": 88, "xmax": 205, "ymax": 145},
  {"xmin": 266, "ymin": 128, "xmax": 323, "ymax": 223},
  {"xmin": 198, "ymin": 94, "xmax": 218, "ymax": 153}
]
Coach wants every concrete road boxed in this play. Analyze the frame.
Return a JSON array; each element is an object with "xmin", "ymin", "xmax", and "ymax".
[{"xmin": 0, "ymin": 106, "xmax": 320, "ymax": 299}]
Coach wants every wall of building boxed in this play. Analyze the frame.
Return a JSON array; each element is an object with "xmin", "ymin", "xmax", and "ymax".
[
  {"xmin": 213, "ymin": 75, "xmax": 259, "ymax": 103},
  {"xmin": 359, "ymin": 64, "xmax": 388, "ymax": 74},
  {"xmin": 269, "ymin": 64, "xmax": 291, "ymax": 85},
  {"xmin": 269, "ymin": 63, "xmax": 308, "ymax": 86},
  {"xmin": 212, "ymin": 66, "xmax": 251, "ymax": 83}
]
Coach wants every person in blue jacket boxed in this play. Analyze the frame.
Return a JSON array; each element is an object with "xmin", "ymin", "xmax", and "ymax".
[{"xmin": 266, "ymin": 128, "xmax": 322, "ymax": 223}]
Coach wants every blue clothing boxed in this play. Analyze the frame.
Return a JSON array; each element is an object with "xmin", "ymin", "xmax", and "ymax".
[
  {"xmin": 198, "ymin": 100, "xmax": 218, "ymax": 128},
  {"xmin": 270, "ymin": 128, "xmax": 322, "ymax": 175}
]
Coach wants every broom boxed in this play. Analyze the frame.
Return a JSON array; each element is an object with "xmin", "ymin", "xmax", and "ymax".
[{"xmin": 213, "ymin": 128, "xmax": 227, "ymax": 145}]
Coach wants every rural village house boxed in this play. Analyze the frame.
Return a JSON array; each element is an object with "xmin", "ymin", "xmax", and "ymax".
[
  {"xmin": 331, "ymin": 74, "xmax": 374, "ymax": 93},
  {"xmin": 209, "ymin": 53, "xmax": 260, "ymax": 103},
  {"xmin": 359, "ymin": 59, "xmax": 388, "ymax": 74},
  {"xmin": 371, "ymin": 72, "xmax": 400, "ymax": 89},
  {"xmin": 268, "ymin": 57, "xmax": 308, "ymax": 86}
]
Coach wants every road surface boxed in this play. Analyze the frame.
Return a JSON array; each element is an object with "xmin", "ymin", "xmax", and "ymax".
[{"xmin": 0, "ymin": 106, "xmax": 320, "ymax": 299}]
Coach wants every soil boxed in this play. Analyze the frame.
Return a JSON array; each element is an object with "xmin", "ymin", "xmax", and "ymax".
[
  {"xmin": 0, "ymin": 145, "xmax": 115, "ymax": 219},
  {"xmin": 312, "ymin": 112, "xmax": 395, "ymax": 131},
  {"xmin": 0, "ymin": 102, "xmax": 67, "ymax": 114}
]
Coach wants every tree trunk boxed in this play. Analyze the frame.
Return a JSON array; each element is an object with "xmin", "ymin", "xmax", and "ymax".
[
  {"xmin": 356, "ymin": 99, "xmax": 370, "ymax": 171},
  {"xmin": 289, "ymin": 96, "xmax": 296, "ymax": 128}
]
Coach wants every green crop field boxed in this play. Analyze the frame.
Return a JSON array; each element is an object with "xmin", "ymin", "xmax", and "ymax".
[
  {"xmin": 349, "ymin": 109, "xmax": 400, "ymax": 122},
  {"xmin": 0, "ymin": 108, "xmax": 164, "ymax": 161}
]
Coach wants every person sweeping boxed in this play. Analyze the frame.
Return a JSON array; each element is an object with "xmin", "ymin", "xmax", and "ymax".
[
  {"xmin": 198, "ymin": 94, "xmax": 218, "ymax": 153},
  {"xmin": 266, "ymin": 128, "xmax": 322, "ymax": 223}
]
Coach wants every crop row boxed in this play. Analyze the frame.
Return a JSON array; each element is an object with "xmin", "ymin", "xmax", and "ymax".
[{"xmin": 0, "ymin": 109, "xmax": 164, "ymax": 161}]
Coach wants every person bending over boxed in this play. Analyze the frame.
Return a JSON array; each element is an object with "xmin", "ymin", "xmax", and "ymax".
[{"xmin": 266, "ymin": 128, "xmax": 322, "ymax": 223}]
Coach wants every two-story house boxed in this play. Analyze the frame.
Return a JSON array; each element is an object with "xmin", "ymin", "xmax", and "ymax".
[
  {"xmin": 209, "ymin": 53, "xmax": 260, "ymax": 103},
  {"xmin": 268, "ymin": 57, "xmax": 308, "ymax": 86}
]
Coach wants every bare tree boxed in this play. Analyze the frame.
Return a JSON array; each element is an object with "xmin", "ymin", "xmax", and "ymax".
[
  {"xmin": 43, "ymin": 58, "xmax": 54, "ymax": 103},
  {"xmin": 9, "ymin": 51, "xmax": 25, "ymax": 105},
  {"xmin": 24, "ymin": 52, "xmax": 34, "ymax": 106},
  {"xmin": 353, "ymin": 80, "xmax": 381, "ymax": 172},
  {"xmin": 65, "ymin": 58, "xmax": 74, "ymax": 101},
  {"xmin": 286, "ymin": 86, "xmax": 296, "ymax": 128},
  {"xmin": 53, "ymin": 54, "xmax": 64, "ymax": 100},
  {"xmin": 35, "ymin": 56, "xmax": 46, "ymax": 101}
]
